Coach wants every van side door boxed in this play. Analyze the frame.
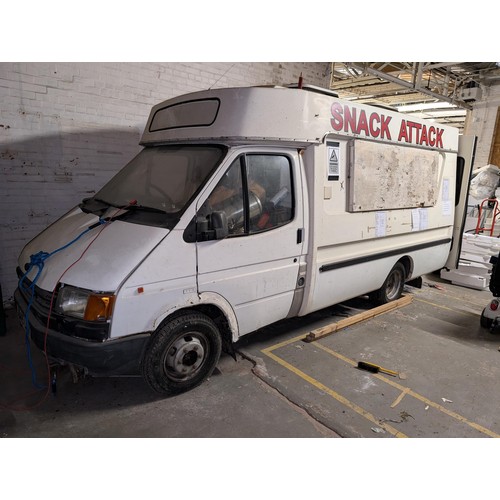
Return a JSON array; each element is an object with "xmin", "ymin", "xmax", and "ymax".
[
  {"xmin": 445, "ymin": 135, "xmax": 476, "ymax": 269},
  {"xmin": 194, "ymin": 148, "xmax": 305, "ymax": 336}
]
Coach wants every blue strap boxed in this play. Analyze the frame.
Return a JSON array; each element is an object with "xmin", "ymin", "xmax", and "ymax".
[
  {"xmin": 19, "ymin": 217, "xmax": 107, "ymax": 389},
  {"xmin": 19, "ymin": 217, "xmax": 107, "ymax": 291}
]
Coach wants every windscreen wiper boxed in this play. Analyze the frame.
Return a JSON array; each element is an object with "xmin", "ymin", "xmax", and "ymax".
[
  {"xmin": 87, "ymin": 200, "xmax": 168, "ymax": 229},
  {"xmin": 126, "ymin": 204, "xmax": 167, "ymax": 214},
  {"xmin": 93, "ymin": 197, "xmax": 124, "ymax": 208},
  {"xmin": 80, "ymin": 197, "xmax": 108, "ymax": 214}
]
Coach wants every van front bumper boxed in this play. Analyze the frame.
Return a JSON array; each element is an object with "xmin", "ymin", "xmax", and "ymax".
[{"xmin": 14, "ymin": 288, "xmax": 150, "ymax": 376}]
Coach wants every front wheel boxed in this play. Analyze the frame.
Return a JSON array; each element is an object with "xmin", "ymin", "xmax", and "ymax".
[
  {"xmin": 370, "ymin": 262, "xmax": 406, "ymax": 305},
  {"xmin": 141, "ymin": 311, "xmax": 222, "ymax": 395}
]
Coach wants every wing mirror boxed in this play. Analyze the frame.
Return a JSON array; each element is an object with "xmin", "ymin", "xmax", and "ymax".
[{"xmin": 196, "ymin": 211, "xmax": 228, "ymax": 241}]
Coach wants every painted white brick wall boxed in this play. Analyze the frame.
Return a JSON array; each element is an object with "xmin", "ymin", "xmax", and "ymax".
[
  {"xmin": 0, "ymin": 62, "xmax": 329, "ymax": 300},
  {"xmin": 464, "ymin": 82, "xmax": 500, "ymax": 168}
]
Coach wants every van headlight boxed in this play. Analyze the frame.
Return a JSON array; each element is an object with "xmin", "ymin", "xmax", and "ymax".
[{"xmin": 55, "ymin": 285, "xmax": 115, "ymax": 321}]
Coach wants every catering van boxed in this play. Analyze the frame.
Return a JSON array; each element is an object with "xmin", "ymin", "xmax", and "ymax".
[{"xmin": 15, "ymin": 84, "xmax": 474, "ymax": 395}]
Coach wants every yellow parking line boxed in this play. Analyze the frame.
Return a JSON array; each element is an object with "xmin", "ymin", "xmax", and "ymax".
[
  {"xmin": 391, "ymin": 388, "xmax": 410, "ymax": 408},
  {"xmin": 261, "ymin": 300, "xmax": 498, "ymax": 437},
  {"xmin": 263, "ymin": 333, "xmax": 307, "ymax": 352},
  {"xmin": 414, "ymin": 297, "xmax": 479, "ymax": 317},
  {"xmin": 415, "ymin": 287, "xmax": 486, "ymax": 309},
  {"xmin": 262, "ymin": 347, "xmax": 408, "ymax": 438},
  {"xmin": 311, "ymin": 342, "xmax": 500, "ymax": 438}
]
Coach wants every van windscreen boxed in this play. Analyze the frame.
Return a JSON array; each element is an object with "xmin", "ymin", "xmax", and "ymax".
[{"xmin": 91, "ymin": 145, "xmax": 225, "ymax": 216}]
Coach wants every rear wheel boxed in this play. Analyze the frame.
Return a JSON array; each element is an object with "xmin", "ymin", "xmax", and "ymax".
[
  {"xmin": 141, "ymin": 311, "xmax": 222, "ymax": 395},
  {"xmin": 370, "ymin": 262, "xmax": 406, "ymax": 305}
]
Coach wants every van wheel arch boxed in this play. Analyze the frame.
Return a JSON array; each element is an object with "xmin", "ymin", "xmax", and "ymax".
[
  {"xmin": 195, "ymin": 304, "xmax": 235, "ymax": 354},
  {"xmin": 154, "ymin": 293, "xmax": 238, "ymax": 341},
  {"xmin": 399, "ymin": 256, "xmax": 413, "ymax": 280},
  {"xmin": 369, "ymin": 258, "xmax": 410, "ymax": 305},
  {"xmin": 141, "ymin": 309, "xmax": 223, "ymax": 395}
]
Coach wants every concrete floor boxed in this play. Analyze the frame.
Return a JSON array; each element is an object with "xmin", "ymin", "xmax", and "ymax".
[
  {"xmin": 0, "ymin": 311, "xmax": 337, "ymax": 438},
  {"xmin": 1, "ymin": 273, "xmax": 499, "ymax": 438}
]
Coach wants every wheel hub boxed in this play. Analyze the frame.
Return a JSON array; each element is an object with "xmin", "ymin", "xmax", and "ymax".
[
  {"xmin": 386, "ymin": 271, "xmax": 402, "ymax": 300},
  {"xmin": 165, "ymin": 335, "xmax": 205, "ymax": 379}
]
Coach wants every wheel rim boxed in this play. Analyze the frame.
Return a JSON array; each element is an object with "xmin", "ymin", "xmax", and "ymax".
[
  {"xmin": 386, "ymin": 269, "xmax": 403, "ymax": 301},
  {"xmin": 163, "ymin": 332, "xmax": 208, "ymax": 381}
]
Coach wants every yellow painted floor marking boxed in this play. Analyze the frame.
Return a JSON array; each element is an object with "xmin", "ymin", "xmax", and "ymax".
[
  {"xmin": 260, "ymin": 298, "xmax": 499, "ymax": 437},
  {"xmin": 310, "ymin": 342, "xmax": 500, "ymax": 438},
  {"xmin": 391, "ymin": 388, "xmax": 410, "ymax": 408},
  {"xmin": 262, "ymin": 347, "xmax": 408, "ymax": 438},
  {"xmin": 416, "ymin": 287, "xmax": 487, "ymax": 309},
  {"xmin": 414, "ymin": 297, "xmax": 479, "ymax": 317},
  {"xmin": 262, "ymin": 333, "xmax": 307, "ymax": 352}
]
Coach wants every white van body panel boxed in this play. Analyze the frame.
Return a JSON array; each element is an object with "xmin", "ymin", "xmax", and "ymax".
[
  {"xmin": 110, "ymin": 227, "xmax": 197, "ymax": 338},
  {"xmin": 295, "ymin": 132, "xmax": 459, "ymax": 316},
  {"xmin": 197, "ymin": 238, "xmax": 300, "ymax": 335},
  {"xmin": 194, "ymin": 146, "xmax": 305, "ymax": 336},
  {"xmin": 309, "ymin": 239, "xmax": 451, "ymax": 312},
  {"xmin": 111, "ymin": 227, "xmax": 240, "ymax": 339},
  {"xmin": 141, "ymin": 87, "xmax": 458, "ymax": 152},
  {"xmin": 19, "ymin": 207, "xmax": 168, "ymax": 293}
]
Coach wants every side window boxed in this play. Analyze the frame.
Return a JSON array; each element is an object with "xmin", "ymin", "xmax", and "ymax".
[
  {"xmin": 246, "ymin": 155, "xmax": 293, "ymax": 232},
  {"xmin": 201, "ymin": 153, "xmax": 294, "ymax": 236},
  {"xmin": 204, "ymin": 157, "xmax": 245, "ymax": 235}
]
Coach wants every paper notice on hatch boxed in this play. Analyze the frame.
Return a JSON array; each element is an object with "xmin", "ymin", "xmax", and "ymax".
[
  {"xmin": 411, "ymin": 209, "xmax": 420, "ymax": 231},
  {"xmin": 442, "ymin": 200, "xmax": 452, "ymax": 216},
  {"xmin": 442, "ymin": 178, "xmax": 450, "ymax": 201},
  {"xmin": 419, "ymin": 208, "xmax": 428, "ymax": 230},
  {"xmin": 442, "ymin": 178, "xmax": 452, "ymax": 216},
  {"xmin": 375, "ymin": 211, "xmax": 386, "ymax": 237},
  {"xmin": 412, "ymin": 208, "xmax": 429, "ymax": 230}
]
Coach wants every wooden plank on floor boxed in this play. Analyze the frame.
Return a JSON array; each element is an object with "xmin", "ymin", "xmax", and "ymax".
[{"xmin": 304, "ymin": 295, "xmax": 413, "ymax": 343}]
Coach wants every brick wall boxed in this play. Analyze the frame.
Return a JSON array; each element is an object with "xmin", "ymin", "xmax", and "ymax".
[
  {"xmin": 464, "ymin": 82, "xmax": 500, "ymax": 168},
  {"xmin": 0, "ymin": 62, "xmax": 330, "ymax": 300}
]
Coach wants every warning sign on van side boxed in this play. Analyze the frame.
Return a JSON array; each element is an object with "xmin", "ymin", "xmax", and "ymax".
[{"xmin": 327, "ymin": 142, "xmax": 340, "ymax": 181}]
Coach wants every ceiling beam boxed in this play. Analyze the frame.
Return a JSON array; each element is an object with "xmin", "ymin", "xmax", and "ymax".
[
  {"xmin": 422, "ymin": 62, "xmax": 462, "ymax": 71},
  {"xmin": 345, "ymin": 62, "xmax": 473, "ymax": 110}
]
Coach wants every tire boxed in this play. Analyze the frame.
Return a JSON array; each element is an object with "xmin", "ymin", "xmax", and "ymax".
[
  {"xmin": 370, "ymin": 262, "xmax": 406, "ymax": 305},
  {"xmin": 480, "ymin": 309, "xmax": 494, "ymax": 329},
  {"xmin": 141, "ymin": 311, "xmax": 222, "ymax": 395}
]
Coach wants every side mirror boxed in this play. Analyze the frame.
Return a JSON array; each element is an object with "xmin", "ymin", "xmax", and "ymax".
[
  {"xmin": 195, "ymin": 211, "xmax": 228, "ymax": 241},
  {"xmin": 210, "ymin": 211, "xmax": 229, "ymax": 240}
]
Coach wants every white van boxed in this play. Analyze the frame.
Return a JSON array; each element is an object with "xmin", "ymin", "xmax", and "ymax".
[{"xmin": 15, "ymin": 85, "xmax": 474, "ymax": 395}]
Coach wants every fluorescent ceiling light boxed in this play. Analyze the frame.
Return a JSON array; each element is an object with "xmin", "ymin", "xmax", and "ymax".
[
  {"xmin": 413, "ymin": 109, "xmax": 467, "ymax": 118},
  {"xmin": 397, "ymin": 102, "xmax": 458, "ymax": 112},
  {"xmin": 343, "ymin": 95, "xmax": 375, "ymax": 100}
]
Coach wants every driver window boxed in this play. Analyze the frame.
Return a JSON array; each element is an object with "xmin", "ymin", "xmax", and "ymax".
[
  {"xmin": 204, "ymin": 157, "xmax": 245, "ymax": 235},
  {"xmin": 201, "ymin": 153, "xmax": 294, "ymax": 236},
  {"xmin": 246, "ymin": 155, "xmax": 293, "ymax": 232}
]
